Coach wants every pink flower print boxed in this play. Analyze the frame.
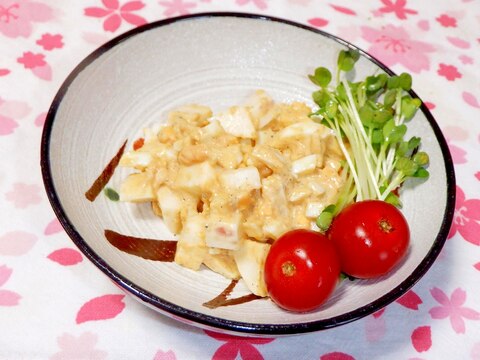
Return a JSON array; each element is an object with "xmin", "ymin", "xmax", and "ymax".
[
  {"xmin": 0, "ymin": 0, "xmax": 53, "ymax": 38},
  {"xmin": 158, "ymin": 0, "xmax": 196, "ymax": 17},
  {"xmin": 436, "ymin": 14, "xmax": 457, "ymax": 27},
  {"xmin": 361, "ymin": 25, "xmax": 435, "ymax": 73},
  {"xmin": 429, "ymin": 287, "xmax": 480, "ymax": 334},
  {"xmin": 0, "ymin": 68, "xmax": 10, "ymax": 76},
  {"xmin": 5, "ymin": 182, "xmax": 42, "ymax": 208},
  {"xmin": 459, "ymin": 55, "xmax": 473, "ymax": 65},
  {"xmin": 153, "ymin": 350, "xmax": 177, "ymax": 360},
  {"xmin": 448, "ymin": 186, "xmax": 480, "ymax": 245},
  {"xmin": 17, "ymin": 51, "xmax": 51, "ymax": 80},
  {"xmin": 36, "ymin": 33, "xmax": 63, "ymax": 51},
  {"xmin": 236, "ymin": 0, "xmax": 268, "ymax": 10},
  {"xmin": 0, "ymin": 265, "xmax": 21, "ymax": 306},
  {"xmin": 51, "ymin": 332, "xmax": 107, "ymax": 360},
  {"xmin": 0, "ymin": 97, "xmax": 30, "ymax": 135},
  {"xmin": 437, "ymin": 63, "xmax": 462, "ymax": 81},
  {"xmin": 446, "ymin": 139, "xmax": 467, "ymax": 164},
  {"xmin": 205, "ymin": 330, "xmax": 274, "ymax": 360},
  {"xmin": 84, "ymin": 0, "xmax": 147, "ymax": 33},
  {"xmin": 17, "ymin": 51, "xmax": 45, "ymax": 69},
  {"xmin": 378, "ymin": 0, "xmax": 417, "ymax": 20},
  {"xmin": 463, "ymin": 92, "xmax": 480, "ymax": 109}
]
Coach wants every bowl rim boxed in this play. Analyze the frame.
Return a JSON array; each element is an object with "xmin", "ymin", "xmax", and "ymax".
[{"xmin": 40, "ymin": 12, "xmax": 456, "ymax": 335}]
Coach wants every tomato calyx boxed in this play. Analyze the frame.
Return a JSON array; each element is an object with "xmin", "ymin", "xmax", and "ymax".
[
  {"xmin": 378, "ymin": 218, "xmax": 394, "ymax": 233},
  {"xmin": 281, "ymin": 261, "xmax": 296, "ymax": 277}
]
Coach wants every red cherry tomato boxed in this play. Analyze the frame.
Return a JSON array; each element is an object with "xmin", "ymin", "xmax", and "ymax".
[
  {"xmin": 328, "ymin": 200, "xmax": 410, "ymax": 279},
  {"xmin": 264, "ymin": 229, "xmax": 340, "ymax": 312}
]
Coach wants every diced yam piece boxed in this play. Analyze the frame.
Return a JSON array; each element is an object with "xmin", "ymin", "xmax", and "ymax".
[
  {"xmin": 168, "ymin": 104, "xmax": 212, "ymax": 126},
  {"xmin": 256, "ymin": 129, "xmax": 275, "ymax": 145},
  {"xmin": 277, "ymin": 121, "xmax": 323, "ymax": 139},
  {"xmin": 217, "ymin": 144, "xmax": 244, "ymax": 169},
  {"xmin": 242, "ymin": 220, "xmax": 264, "ymax": 241},
  {"xmin": 119, "ymin": 151, "xmax": 152, "ymax": 169},
  {"xmin": 258, "ymin": 107, "xmax": 279, "ymax": 129},
  {"xmin": 262, "ymin": 175, "xmax": 289, "ymax": 218},
  {"xmin": 263, "ymin": 220, "xmax": 289, "ymax": 240},
  {"xmin": 174, "ymin": 214, "xmax": 208, "ymax": 270},
  {"xmin": 156, "ymin": 186, "xmax": 183, "ymax": 234},
  {"xmin": 203, "ymin": 251, "xmax": 241, "ymax": 280},
  {"xmin": 175, "ymin": 161, "xmax": 216, "ymax": 195},
  {"xmin": 308, "ymin": 179, "xmax": 326, "ymax": 195},
  {"xmin": 219, "ymin": 166, "xmax": 261, "ymax": 192},
  {"xmin": 200, "ymin": 119, "xmax": 224, "ymax": 139},
  {"xmin": 119, "ymin": 173, "xmax": 154, "ymax": 202},
  {"xmin": 214, "ymin": 106, "xmax": 256, "ymax": 139},
  {"xmin": 251, "ymin": 145, "xmax": 288, "ymax": 172},
  {"xmin": 233, "ymin": 239, "xmax": 270, "ymax": 297},
  {"xmin": 245, "ymin": 90, "xmax": 274, "ymax": 128},
  {"xmin": 325, "ymin": 157, "xmax": 342, "ymax": 171},
  {"xmin": 205, "ymin": 217, "xmax": 241, "ymax": 251},
  {"xmin": 305, "ymin": 201, "xmax": 326, "ymax": 218},
  {"xmin": 291, "ymin": 205, "xmax": 311, "ymax": 229},
  {"xmin": 288, "ymin": 183, "xmax": 311, "ymax": 202},
  {"xmin": 291, "ymin": 154, "xmax": 318, "ymax": 176}
]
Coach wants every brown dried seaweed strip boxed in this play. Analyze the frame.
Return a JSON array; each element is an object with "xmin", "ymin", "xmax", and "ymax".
[
  {"xmin": 104, "ymin": 229, "xmax": 177, "ymax": 261},
  {"xmin": 85, "ymin": 140, "xmax": 128, "ymax": 201},
  {"xmin": 203, "ymin": 279, "xmax": 263, "ymax": 309}
]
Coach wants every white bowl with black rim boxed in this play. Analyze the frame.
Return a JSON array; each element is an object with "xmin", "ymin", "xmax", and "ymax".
[{"xmin": 41, "ymin": 13, "xmax": 455, "ymax": 335}]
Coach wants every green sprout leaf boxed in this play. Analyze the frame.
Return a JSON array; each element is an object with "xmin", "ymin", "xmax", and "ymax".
[
  {"xmin": 383, "ymin": 119, "xmax": 407, "ymax": 144},
  {"xmin": 401, "ymin": 96, "xmax": 422, "ymax": 120},
  {"xmin": 413, "ymin": 151, "xmax": 429, "ymax": 166},
  {"xmin": 366, "ymin": 74, "xmax": 387, "ymax": 93},
  {"xmin": 337, "ymin": 49, "xmax": 360, "ymax": 72},
  {"xmin": 312, "ymin": 89, "xmax": 329, "ymax": 107},
  {"xmin": 399, "ymin": 73, "xmax": 412, "ymax": 91},
  {"xmin": 413, "ymin": 167, "xmax": 429, "ymax": 178},
  {"xmin": 395, "ymin": 157, "xmax": 418, "ymax": 176},
  {"xmin": 383, "ymin": 89, "xmax": 397, "ymax": 108},
  {"xmin": 316, "ymin": 204, "xmax": 336, "ymax": 232},
  {"xmin": 104, "ymin": 187, "xmax": 119, "ymax": 201},
  {"xmin": 309, "ymin": 67, "xmax": 332, "ymax": 87}
]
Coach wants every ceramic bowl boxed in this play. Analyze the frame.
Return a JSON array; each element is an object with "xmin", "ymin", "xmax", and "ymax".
[{"xmin": 41, "ymin": 13, "xmax": 455, "ymax": 335}]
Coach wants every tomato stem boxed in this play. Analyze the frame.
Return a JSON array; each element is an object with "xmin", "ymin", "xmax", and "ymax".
[
  {"xmin": 281, "ymin": 261, "xmax": 296, "ymax": 277},
  {"xmin": 378, "ymin": 218, "xmax": 394, "ymax": 233}
]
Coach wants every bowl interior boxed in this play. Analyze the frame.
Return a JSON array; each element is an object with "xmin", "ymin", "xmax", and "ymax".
[{"xmin": 42, "ymin": 14, "xmax": 454, "ymax": 334}]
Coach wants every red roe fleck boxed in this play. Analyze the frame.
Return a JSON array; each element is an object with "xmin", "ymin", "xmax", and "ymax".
[{"xmin": 133, "ymin": 137, "xmax": 144, "ymax": 150}]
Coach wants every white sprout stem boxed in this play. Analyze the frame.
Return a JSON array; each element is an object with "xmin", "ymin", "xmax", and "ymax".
[
  {"xmin": 383, "ymin": 147, "xmax": 396, "ymax": 178},
  {"xmin": 380, "ymin": 173, "xmax": 404, "ymax": 201},
  {"xmin": 324, "ymin": 116, "xmax": 363, "ymax": 201},
  {"xmin": 337, "ymin": 104, "xmax": 382, "ymax": 201},
  {"xmin": 375, "ymin": 142, "xmax": 388, "ymax": 183},
  {"xmin": 342, "ymin": 80, "xmax": 379, "ymax": 164},
  {"xmin": 338, "ymin": 99, "xmax": 382, "ymax": 200}
]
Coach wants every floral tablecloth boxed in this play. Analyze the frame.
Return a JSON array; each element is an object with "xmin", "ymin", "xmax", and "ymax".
[{"xmin": 1, "ymin": 0, "xmax": 479, "ymax": 359}]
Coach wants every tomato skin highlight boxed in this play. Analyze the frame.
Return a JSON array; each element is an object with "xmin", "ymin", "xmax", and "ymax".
[
  {"xmin": 328, "ymin": 200, "xmax": 410, "ymax": 279},
  {"xmin": 264, "ymin": 229, "xmax": 341, "ymax": 312}
]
